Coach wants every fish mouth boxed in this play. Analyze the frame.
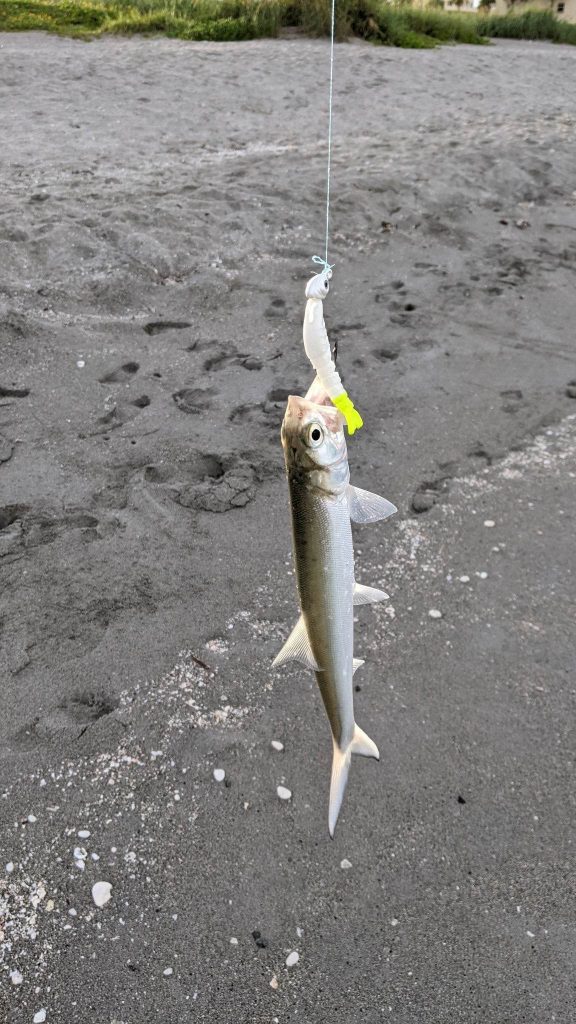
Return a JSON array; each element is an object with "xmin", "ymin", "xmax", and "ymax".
[{"xmin": 285, "ymin": 395, "xmax": 342, "ymax": 433}]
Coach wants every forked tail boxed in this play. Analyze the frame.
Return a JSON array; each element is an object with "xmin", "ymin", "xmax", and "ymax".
[{"xmin": 329, "ymin": 725, "xmax": 380, "ymax": 837}]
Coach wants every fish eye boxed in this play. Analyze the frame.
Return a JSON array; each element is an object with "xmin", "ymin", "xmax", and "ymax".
[
  {"xmin": 307, "ymin": 423, "xmax": 324, "ymax": 448},
  {"xmin": 324, "ymin": 279, "xmax": 328, "ymax": 288}
]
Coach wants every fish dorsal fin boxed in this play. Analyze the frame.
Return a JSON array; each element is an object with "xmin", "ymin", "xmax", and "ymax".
[
  {"xmin": 348, "ymin": 485, "xmax": 397, "ymax": 525},
  {"xmin": 353, "ymin": 658, "xmax": 364, "ymax": 675},
  {"xmin": 272, "ymin": 615, "xmax": 320, "ymax": 671},
  {"xmin": 354, "ymin": 582, "xmax": 389, "ymax": 605}
]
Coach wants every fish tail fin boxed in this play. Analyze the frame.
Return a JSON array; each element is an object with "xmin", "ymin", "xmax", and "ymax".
[
  {"xmin": 352, "ymin": 724, "xmax": 380, "ymax": 760},
  {"xmin": 328, "ymin": 726, "xmax": 380, "ymax": 837},
  {"xmin": 329, "ymin": 741, "xmax": 352, "ymax": 839}
]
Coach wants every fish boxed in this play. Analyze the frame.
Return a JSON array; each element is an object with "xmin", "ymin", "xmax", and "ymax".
[{"xmin": 273, "ymin": 393, "xmax": 397, "ymax": 836}]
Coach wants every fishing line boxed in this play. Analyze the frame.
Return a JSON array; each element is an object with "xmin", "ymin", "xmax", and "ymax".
[{"xmin": 311, "ymin": 0, "xmax": 337, "ymax": 276}]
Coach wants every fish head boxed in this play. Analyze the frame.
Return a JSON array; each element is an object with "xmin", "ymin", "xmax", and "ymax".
[
  {"xmin": 281, "ymin": 395, "xmax": 348, "ymax": 491},
  {"xmin": 305, "ymin": 271, "xmax": 331, "ymax": 300}
]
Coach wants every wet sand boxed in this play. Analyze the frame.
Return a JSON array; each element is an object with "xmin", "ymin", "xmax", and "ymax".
[{"xmin": 1, "ymin": 33, "xmax": 576, "ymax": 1023}]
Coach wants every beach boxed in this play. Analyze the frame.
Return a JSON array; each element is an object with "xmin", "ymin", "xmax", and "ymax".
[{"xmin": 1, "ymin": 33, "xmax": 576, "ymax": 1022}]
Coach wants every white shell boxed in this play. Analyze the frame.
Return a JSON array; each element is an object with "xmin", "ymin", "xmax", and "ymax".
[{"xmin": 92, "ymin": 881, "xmax": 112, "ymax": 907}]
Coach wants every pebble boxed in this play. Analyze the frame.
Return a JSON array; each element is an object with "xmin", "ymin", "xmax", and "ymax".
[
  {"xmin": 92, "ymin": 881, "xmax": 112, "ymax": 908},
  {"xmin": 6, "ymin": 861, "xmax": 14, "ymax": 874},
  {"xmin": 459, "ymin": 575, "xmax": 470, "ymax": 583},
  {"xmin": 340, "ymin": 859, "xmax": 352, "ymax": 870},
  {"xmin": 213, "ymin": 768, "xmax": 226, "ymax": 783},
  {"xmin": 10, "ymin": 970, "xmax": 23, "ymax": 986},
  {"xmin": 428, "ymin": 609, "xmax": 442, "ymax": 619},
  {"xmin": 271, "ymin": 740, "xmax": 284, "ymax": 752},
  {"xmin": 33, "ymin": 1012, "xmax": 47, "ymax": 1024},
  {"xmin": 163, "ymin": 967, "xmax": 173, "ymax": 977},
  {"xmin": 391, "ymin": 918, "xmax": 399, "ymax": 927},
  {"xmin": 277, "ymin": 786, "xmax": 292, "ymax": 801},
  {"xmin": 230, "ymin": 937, "xmax": 238, "ymax": 945},
  {"xmin": 270, "ymin": 975, "xmax": 279, "ymax": 990},
  {"xmin": 77, "ymin": 830, "xmax": 90, "ymax": 839},
  {"xmin": 477, "ymin": 571, "xmax": 488, "ymax": 579},
  {"xmin": 285, "ymin": 951, "xmax": 299, "ymax": 968},
  {"xmin": 483, "ymin": 520, "xmax": 495, "ymax": 528},
  {"xmin": 76, "ymin": 360, "xmax": 85, "ymax": 368},
  {"xmin": 27, "ymin": 814, "xmax": 37, "ymax": 824}
]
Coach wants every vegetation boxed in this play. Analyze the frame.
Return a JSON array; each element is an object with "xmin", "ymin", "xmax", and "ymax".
[
  {"xmin": 0, "ymin": 0, "xmax": 574, "ymax": 47},
  {"xmin": 478, "ymin": 9, "xmax": 576, "ymax": 43}
]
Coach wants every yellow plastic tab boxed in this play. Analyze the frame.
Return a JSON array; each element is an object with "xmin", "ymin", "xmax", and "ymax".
[{"xmin": 332, "ymin": 392, "xmax": 364, "ymax": 436}]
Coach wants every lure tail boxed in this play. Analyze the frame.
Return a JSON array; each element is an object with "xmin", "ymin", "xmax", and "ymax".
[{"xmin": 328, "ymin": 725, "xmax": 380, "ymax": 838}]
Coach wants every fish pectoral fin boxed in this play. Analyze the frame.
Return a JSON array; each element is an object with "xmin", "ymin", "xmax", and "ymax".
[
  {"xmin": 352, "ymin": 724, "xmax": 379, "ymax": 760},
  {"xmin": 353, "ymin": 658, "xmax": 364, "ymax": 675},
  {"xmin": 348, "ymin": 484, "xmax": 397, "ymax": 525},
  {"xmin": 272, "ymin": 615, "xmax": 320, "ymax": 672},
  {"xmin": 354, "ymin": 582, "xmax": 389, "ymax": 605}
]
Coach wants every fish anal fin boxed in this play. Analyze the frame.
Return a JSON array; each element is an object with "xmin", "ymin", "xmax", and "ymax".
[
  {"xmin": 354, "ymin": 582, "xmax": 389, "ymax": 605},
  {"xmin": 272, "ymin": 615, "xmax": 320, "ymax": 672},
  {"xmin": 348, "ymin": 485, "xmax": 397, "ymax": 525}
]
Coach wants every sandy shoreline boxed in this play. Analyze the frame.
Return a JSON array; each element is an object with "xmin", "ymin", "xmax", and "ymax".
[{"xmin": 1, "ymin": 33, "xmax": 576, "ymax": 1022}]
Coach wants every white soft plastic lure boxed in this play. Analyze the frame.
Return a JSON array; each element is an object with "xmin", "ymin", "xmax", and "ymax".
[
  {"xmin": 273, "ymin": 394, "xmax": 397, "ymax": 836},
  {"xmin": 303, "ymin": 270, "xmax": 364, "ymax": 435}
]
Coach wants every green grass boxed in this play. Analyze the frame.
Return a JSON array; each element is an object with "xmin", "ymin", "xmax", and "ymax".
[
  {"xmin": 0, "ymin": 0, "xmax": 574, "ymax": 46},
  {"xmin": 478, "ymin": 8, "xmax": 576, "ymax": 44}
]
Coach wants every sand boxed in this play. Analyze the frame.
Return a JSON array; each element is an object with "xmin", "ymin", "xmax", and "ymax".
[{"xmin": 1, "ymin": 32, "xmax": 575, "ymax": 1023}]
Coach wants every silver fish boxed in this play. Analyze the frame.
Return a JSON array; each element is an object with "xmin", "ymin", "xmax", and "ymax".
[{"xmin": 273, "ymin": 394, "xmax": 396, "ymax": 836}]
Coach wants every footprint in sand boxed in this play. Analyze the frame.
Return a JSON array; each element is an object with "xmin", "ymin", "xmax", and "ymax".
[
  {"xmin": 265, "ymin": 298, "xmax": 287, "ymax": 319},
  {"xmin": 131, "ymin": 395, "xmax": 150, "ymax": 408},
  {"xmin": 33, "ymin": 690, "xmax": 120, "ymax": 742},
  {"xmin": 24, "ymin": 509, "xmax": 102, "ymax": 548},
  {"xmin": 0, "ymin": 504, "xmax": 29, "ymax": 528},
  {"xmin": 229, "ymin": 387, "xmax": 297, "ymax": 431},
  {"xmin": 99, "ymin": 361, "xmax": 139, "ymax": 384},
  {"xmin": 94, "ymin": 396, "xmax": 148, "ymax": 433},
  {"xmin": 203, "ymin": 350, "xmax": 263, "ymax": 373},
  {"xmin": 372, "ymin": 345, "xmax": 400, "ymax": 363},
  {"xmin": 389, "ymin": 304, "xmax": 416, "ymax": 327},
  {"xmin": 0, "ymin": 384, "xmax": 30, "ymax": 398},
  {"xmin": 145, "ymin": 452, "xmax": 256, "ymax": 512},
  {"xmin": 411, "ymin": 461, "xmax": 457, "ymax": 515},
  {"xmin": 143, "ymin": 321, "xmax": 192, "ymax": 336},
  {"xmin": 0, "ymin": 504, "xmax": 107, "ymax": 553},
  {"xmin": 172, "ymin": 388, "xmax": 215, "ymax": 415},
  {"xmin": 0, "ymin": 435, "xmax": 14, "ymax": 462},
  {"xmin": 466, "ymin": 444, "xmax": 495, "ymax": 468},
  {"xmin": 500, "ymin": 388, "xmax": 523, "ymax": 414},
  {"xmin": 0, "ymin": 504, "xmax": 29, "ymax": 557},
  {"xmin": 411, "ymin": 479, "xmax": 448, "ymax": 514}
]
